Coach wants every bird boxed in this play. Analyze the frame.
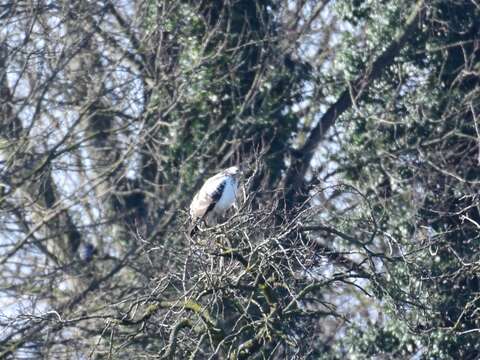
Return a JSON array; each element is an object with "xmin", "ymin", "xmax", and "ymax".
[{"xmin": 189, "ymin": 166, "xmax": 241, "ymax": 236}]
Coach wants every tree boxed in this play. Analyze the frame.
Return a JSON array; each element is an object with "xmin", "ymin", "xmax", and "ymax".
[
  {"xmin": 323, "ymin": 1, "xmax": 480, "ymax": 359},
  {"xmin": 0, "ymin": 0, "xmax": 478, "ymax": 359}
]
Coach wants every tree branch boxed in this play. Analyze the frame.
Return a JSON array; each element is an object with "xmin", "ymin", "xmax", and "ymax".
[{"xmin": 284, "ymin": 0, "xmax": 425, "ymax": 204}]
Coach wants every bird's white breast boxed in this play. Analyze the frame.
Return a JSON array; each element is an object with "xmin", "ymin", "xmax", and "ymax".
[{"xmin": 214, "ymin": 178, "xmax": 237, "ymax": 214}]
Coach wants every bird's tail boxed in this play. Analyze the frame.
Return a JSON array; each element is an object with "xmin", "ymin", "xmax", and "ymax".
[{"xmin": 188, "ymin": 224, "xmax": 198, "ymax": 237}]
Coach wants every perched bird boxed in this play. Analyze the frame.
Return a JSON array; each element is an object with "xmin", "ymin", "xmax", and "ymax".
[{"xmin": 189, "ymin": 166, "xmax": 241, "ymax": 236}]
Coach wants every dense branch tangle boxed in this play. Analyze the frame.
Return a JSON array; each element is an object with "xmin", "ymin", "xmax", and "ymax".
[
  {"xmin": 1, "ymin": 0, "xmax": 471, "ymax": 358},
  {"xmin": 0, "ymin": 1, "xmax": 361, "ymax": 357}
]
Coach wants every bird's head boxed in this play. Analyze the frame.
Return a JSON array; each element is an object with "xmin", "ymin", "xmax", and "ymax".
[{"xmin": 224, "ymin": 166, "xmax": 241, "ymax": 178}]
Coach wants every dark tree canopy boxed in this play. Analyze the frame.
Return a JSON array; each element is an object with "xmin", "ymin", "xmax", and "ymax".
[{"xmin": 0, "ymin": 0, "xmax": 479, "ymax": 359}]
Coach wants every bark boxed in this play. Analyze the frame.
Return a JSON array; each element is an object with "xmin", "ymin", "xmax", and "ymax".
[
  {"xmin": 0, "ymin": 43, "xmax": 81, "ymax": 263},
  {"xmin": 283, "ymin": 0, "xmax": 425, "ymax": 207}
]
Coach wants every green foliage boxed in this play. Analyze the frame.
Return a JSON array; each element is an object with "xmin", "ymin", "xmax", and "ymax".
[
  {"xmin": 2, "ymin": 0, "xmax": 479, "ymax": 358},
  {"xmin": 328, "ymin": 0, "xmax": 480, "ymax": 358}
]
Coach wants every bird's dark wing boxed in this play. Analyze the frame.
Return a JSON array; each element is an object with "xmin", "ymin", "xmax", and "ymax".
[
  {"xmin": 203, "ymin": 179, "xmax": 225, "ymax": 218},
  {"xmin": 189, "ymin": 179, "xmax": 226, "ymax": 237},
  {"xmin": 190, "ymin": 176, "xmax": 227, "ymax": 220}
]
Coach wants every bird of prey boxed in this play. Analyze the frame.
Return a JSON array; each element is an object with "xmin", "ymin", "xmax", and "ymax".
[{"xmin": 189, "ymin": 166, "xmax": 241, "ymax": 236}]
